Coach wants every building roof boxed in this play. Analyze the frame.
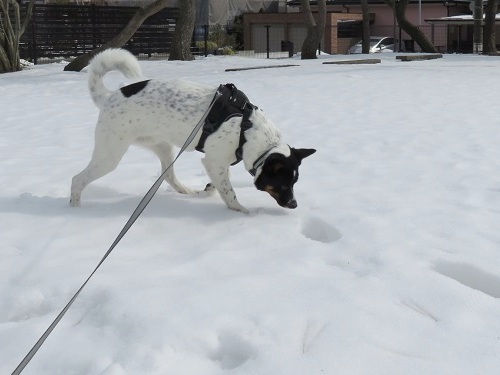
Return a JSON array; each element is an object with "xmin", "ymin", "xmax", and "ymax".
[
  {"xmin": 426, "ymin": 13, "xmax": 500, "ymax": 25},
  {"xmin": 287, "ymin": 0, "xmax": 470, "ymax": 5}
]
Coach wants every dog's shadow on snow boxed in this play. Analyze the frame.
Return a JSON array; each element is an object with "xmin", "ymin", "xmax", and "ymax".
[{"xmin": 0, "ymin": 187, "xmax": 286, "ymax": 222}]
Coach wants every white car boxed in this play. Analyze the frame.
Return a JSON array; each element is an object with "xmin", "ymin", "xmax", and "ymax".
[{"xmin": 347, "ymin": 37, "xmax": 396, "ymax": 54}]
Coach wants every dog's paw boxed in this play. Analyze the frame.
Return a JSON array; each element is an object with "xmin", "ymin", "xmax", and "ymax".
[
  {"xmin": 204, "ymin": 183, "xmax": 216, "ymax": 193},
  {"xmin": 69, "ymin": 197, "xmax": 81, "ymax": 207},
  {"xmin": 229, "ymin": 204, "xmax": 250, "ymax": 214},
  {"xmin": 194, "ymin": 183, "xmax": 216, "ymax": 197}
]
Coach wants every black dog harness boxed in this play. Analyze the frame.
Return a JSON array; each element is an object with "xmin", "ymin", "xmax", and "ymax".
[{"xmin": 195, "ymin": 83, "xmax": 256, "ymax": 165}]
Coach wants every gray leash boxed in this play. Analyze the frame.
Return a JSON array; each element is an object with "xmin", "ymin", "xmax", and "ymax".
[{"xmin": 12, "ymin": 90, "xmax": 222, "ymax": 375}]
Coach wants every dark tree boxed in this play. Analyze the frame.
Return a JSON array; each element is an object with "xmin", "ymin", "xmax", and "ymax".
[
  {"xmin": 300, "ymin": 0, "xmax": 326, "ymax": 59},
  {"xmin": 483, "ymin": 0, "xmax": 498, "ymax": 55},
  {"xmin": 169, "ymin": 0, "xmax": 196, "ymax": 61},
  {"xmin": 384, "ymin": 0, "xmax": 438, "ymax": 53},
  {"xmin": 361, "ymin": 0, "xmax": 370, "ymax": 54}
]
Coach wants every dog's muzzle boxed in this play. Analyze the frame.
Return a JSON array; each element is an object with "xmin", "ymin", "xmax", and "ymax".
[
  {"xmin": 285, "ymin": 199, "xmax": 298, "ymax": 209},
  {"xmin": 275, "ymin": 188, "xmax": 297, "ymax": 209}
]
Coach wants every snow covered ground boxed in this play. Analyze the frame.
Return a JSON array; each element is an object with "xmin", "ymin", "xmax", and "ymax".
[{"xmin": 1, "ymin": 53, "xmax": 500, "ymax": 374}]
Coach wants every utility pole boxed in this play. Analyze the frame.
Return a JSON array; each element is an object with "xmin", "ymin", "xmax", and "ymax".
[{"xmin": 473, "ymin": 0, "xmax": 483, "ymax": 53}]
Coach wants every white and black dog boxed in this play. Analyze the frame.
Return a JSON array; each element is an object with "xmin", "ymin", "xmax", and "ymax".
[{"xmin": 70, "ymin": 49, "xmax": 315, "ymax": 213}]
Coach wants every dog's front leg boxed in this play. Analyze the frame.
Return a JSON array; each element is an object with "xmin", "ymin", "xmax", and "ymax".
[{"xmin": 201, "ymin": 158, "xmax": 249, "ymax": 213}]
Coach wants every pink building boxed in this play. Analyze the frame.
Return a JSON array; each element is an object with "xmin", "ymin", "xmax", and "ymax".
[{"xmin": 244, "ymin": 0, "xmax": 479, "ymax": 53}]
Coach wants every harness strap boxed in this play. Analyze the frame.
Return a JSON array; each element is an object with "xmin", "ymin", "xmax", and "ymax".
[
  {"xmin": 195, "ymin": 83, "xmax": 255, "ymax": 165},
  {"xmin": 233, "ymin": 102, "xmax": 255, "ymax": 165},
  {"xmin": 248, "ymin": 145, "xmax": 278, "ymax": 176}
]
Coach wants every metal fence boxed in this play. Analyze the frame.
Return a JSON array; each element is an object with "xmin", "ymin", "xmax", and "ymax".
[
  {"xmin": 19, "ymin": 4, "xmax": 178, "ymax": 64},
  {"xmin": 197, "ymin": 22, "xmax": 466, "ymax": 57},
  {"xmin": 193, "ymin": 23, "xmax": 298, "ymax": 58},
  {"xmin": 13, "ymin": 4, "xmax": 474, "ymax": 64}
]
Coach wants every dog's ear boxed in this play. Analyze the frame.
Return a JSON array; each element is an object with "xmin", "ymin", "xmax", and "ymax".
[{"xmin": 292, "ymin": 148, "xmax": 316, "ymax": 161}]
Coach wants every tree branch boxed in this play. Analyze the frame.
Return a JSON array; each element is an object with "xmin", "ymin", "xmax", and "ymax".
[
  {"xmin": 1, "ymin": 0, "xmax": 34, "ymax": 72},
  {"xmin": 64, "ymin": 0, "xmax": 170, "ymax": 71}
]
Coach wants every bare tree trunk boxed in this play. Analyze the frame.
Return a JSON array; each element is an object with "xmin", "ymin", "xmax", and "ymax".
[
  {"xmin": 483, "ymin": 0, "xmax": 498, "ymax": 54},
  {"xmin": 169, "ymin": 0, "xmax": 196, "ymax": 61},
  {"xmin": 300, "ymin": 0, "xmax": 326, "ymax": 59},
  {"xmin": 64, "ymin": 0, "xmax": 171, "ymax": 72},
  {"xmin": 361, "ymin": 0, "xmax": 370, "ymax": 54},
  {"xmin": 384, "ymin": 0, "xmax": 438, "ymax": 53},
  {"xmin": 0, "ymin": 0, "xmax": 33, "ymax": 73}
]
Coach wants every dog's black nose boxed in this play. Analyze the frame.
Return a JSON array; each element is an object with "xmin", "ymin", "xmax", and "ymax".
[{"xmin": 286, "ymin": 199, "xmax": 297, "ymax": 209}]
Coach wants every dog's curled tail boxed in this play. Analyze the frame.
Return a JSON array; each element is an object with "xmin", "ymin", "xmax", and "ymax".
[{"xmin": 87, "ymin": 49, "xmax": 143, "ymax": 109}]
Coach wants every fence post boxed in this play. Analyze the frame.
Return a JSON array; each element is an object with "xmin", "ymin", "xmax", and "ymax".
[
  {"xmin": 92, "ymin": 4, "xmax": 97, "ymax": 51},
  {"xmin": 265, "ymin": 25, "xmax": 270, "ymax": 58},
  {"xmin": 473, "ymin": 0, "xmax": 483, "ymax": 54},
  {"xmin": 203, "ymin": 24, "xmax": 209, "ymax": 57},
  {"xmin": 398, "ymin": 27, "xmax": 402, "ymax": 52},
  {"xmin": 31, "ymin": 4, "xmax": 37, "ymax": 65}
]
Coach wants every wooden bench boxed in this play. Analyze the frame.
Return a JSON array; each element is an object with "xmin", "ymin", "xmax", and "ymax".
[
  {"xmin": 396, "ymin": 54, "xmax": 443, "ymax": 62},
  {"xmin": 225, "ymin": 64, "xmax": 299, "ymax": 72},
  {"xmin": 322, "ymin": 58, "xmax": 381, "ymax": 65}
]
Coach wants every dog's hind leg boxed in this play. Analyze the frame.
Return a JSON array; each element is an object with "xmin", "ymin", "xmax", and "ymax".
[
  {"xmin": 70, "ymin": 139, "xmax": 129, "ymax": 207},
  {"xmin": 152, "ymin": 143, "xmax": 199, "ymax": 195}
]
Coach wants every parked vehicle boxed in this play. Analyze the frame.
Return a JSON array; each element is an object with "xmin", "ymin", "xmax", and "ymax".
[{"xmin": 347, "ymin": 37, "xmax": 396, "ymax": 54}]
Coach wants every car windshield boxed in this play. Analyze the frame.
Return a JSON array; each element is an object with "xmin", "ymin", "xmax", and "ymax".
[{"xmin": 352, "ymin": 37, "xmax": 394, "ymax": 52}]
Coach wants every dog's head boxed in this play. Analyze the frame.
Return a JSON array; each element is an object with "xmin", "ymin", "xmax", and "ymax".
[{"xmin": 254, "ymin": 147, "xmax": 316, "ymax": 209}]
